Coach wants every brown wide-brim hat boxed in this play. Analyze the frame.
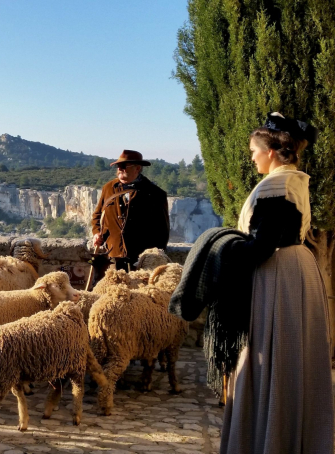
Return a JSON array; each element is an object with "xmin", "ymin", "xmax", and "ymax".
[{"xmin": 110, "ymin": 150, "xmax": 151, "ymax": 167}]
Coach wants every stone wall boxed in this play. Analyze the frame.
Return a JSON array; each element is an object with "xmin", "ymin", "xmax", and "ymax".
[{"xmin": 0, "ymin": 236, "xmax": 205, "ymax": 348}]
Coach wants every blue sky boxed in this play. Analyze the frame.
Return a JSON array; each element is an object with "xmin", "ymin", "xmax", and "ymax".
[{"xmin": 0, "ymin": 0, "xmax": 200, "ymax": 163}]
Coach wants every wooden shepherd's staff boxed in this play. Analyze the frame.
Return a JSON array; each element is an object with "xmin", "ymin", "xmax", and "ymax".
[{"xmin": 85, "ymin": 211, "xmax": 105, "ymax": 291}]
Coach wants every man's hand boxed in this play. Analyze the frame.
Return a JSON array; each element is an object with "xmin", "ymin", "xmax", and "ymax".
[{"xmin": 93, "ymin": 233, "xmax": 104, "ymax": 247}]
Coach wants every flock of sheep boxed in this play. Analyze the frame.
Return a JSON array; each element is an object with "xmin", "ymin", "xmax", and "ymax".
[{"xmin": 0, "ymin": 239, "xmax": 188, "ymax": 431}]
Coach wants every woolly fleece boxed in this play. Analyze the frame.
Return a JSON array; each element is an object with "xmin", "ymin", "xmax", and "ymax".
[
  {"xmin": 88, "ymin": 263, "xmax": 188, "ymax": 412},
  {"xmin": 0, "ymin": 271, "xmax": 78, "ymax": 325},
  {"xmin": 0, "ymin": 301, "xmax": 107, "ymax": 430}
]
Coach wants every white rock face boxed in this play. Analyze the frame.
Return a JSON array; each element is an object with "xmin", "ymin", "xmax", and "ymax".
[
  {"xmin": 0, "ymin": 184, "xmax": 64, "ymax": 219},
  {"xmin": 0, "ymin": 183, "xmax": 222, "ymax": 243},
  {"xmin": 169, "ymin": 197, "xmax": 222, "ymax": 243},
  {"xmin": 64, "ymin": 185, "xmax": 101, "ymax": 225}
]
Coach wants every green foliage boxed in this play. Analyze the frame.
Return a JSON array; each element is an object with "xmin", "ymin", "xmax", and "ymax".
[
  {"xmin": 142, "ymin": 159, "xmax": 207, "ymax": 197},
  {"xmin": 173, "ymin": 0, "xmax": 335, "ymax": 230},
  {"xmin": 191, "ymin": 154, "xmax": 204, "ymax": 174},
  {"xmin": 44, "ymin": 215, "xmax": 86, "ymax": 238},
  {"xmin": 0, "ymin": 209, "xmax": 41, "ymax": 234},
  {"xmin": 0, "ymin": 134, "xmax": 112, "ymax": 169},
  {"xmin": 16, "ymin": 217, "xmax": 40, "ymax": 234},
  {"xmin": 0, "ymin": 158, "xmax": 208, "ymax": 197},
  {"xmin": 94, "ymin": 157, "xmax": 107, "ymax": 171},
  {"xmin": 0, "ymin": 208, "xmax": 22, "ymax": 226},
  {"xmin": 19, "ymin": 175, "xmax": 30, "ymax": 187}
]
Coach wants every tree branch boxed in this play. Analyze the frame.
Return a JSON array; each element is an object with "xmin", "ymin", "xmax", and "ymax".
[
  {"xmin": 327, "ymin": 231, "xmax": 335, "ymax": 263},
  {"xmin": 306, "ymin": 228, "xmax": 319, "ymax": 250}
]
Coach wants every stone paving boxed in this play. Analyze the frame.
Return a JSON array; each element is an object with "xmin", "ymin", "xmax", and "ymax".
[{"xmin": 0, "ymin": 347, "xmax": 223, "ymax": 454}]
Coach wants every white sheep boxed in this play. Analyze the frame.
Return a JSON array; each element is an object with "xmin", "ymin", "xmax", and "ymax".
[
  {"xmin": 0, "ymin": 238, "xmax": 47, "ymax": 291},
  {"xmin": 134, "ymin": 247, "xmax": 172, "ymax": 270},
  {"xmin": 76, "ymin": 290, "xmax": 101, "ymax": 324},
  {"xmin": 92, "ymin": 247, "xmax": 171, "ymax": 295},
  {"xmin": 88, "ymin": 263, "xmax": 188, "ymax": 414},
  {"xmin": 92, "ymin": 267, "xmax": 149, "ymax": 294},
  {"xmin": 0, "ymin": 301, "xmax": 108, "ymax": 431},
  {"xmin": 0, "ymin": 271, "xmax": 79, "ymax": 326}
]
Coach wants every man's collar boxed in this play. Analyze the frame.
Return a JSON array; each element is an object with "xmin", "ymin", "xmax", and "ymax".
[{"xmin": 118, "ymin": 173, "xmax": 144, "ymax": 190}]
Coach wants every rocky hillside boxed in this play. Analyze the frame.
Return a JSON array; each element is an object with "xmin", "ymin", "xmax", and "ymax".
[
  {"xmin": 0, "ymin": 134, "xmax": 111, "ymax": 169},
  {"xmin": 0, "ymin": 183, "xmax": 221, "ymax": 243}
]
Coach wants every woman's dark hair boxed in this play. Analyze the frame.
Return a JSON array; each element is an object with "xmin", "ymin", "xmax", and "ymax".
[{"xmin": 250, "ymin": 127, "xmax": 308, "ymax": 165}]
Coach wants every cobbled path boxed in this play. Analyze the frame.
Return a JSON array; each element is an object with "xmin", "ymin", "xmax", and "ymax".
[{"xmin": 0, "ymin": 347, "xmax": 223, "ymax": 454}]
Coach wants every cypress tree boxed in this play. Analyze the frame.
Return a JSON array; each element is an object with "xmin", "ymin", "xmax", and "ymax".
[{"xmin": 174, "ymin": 0, "xmax": 335, "ymax": 351}]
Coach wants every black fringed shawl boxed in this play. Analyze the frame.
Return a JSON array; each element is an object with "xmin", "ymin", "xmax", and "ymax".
[{"xmin": 168, "ymin": 227, "xmax": 252, "ymax": 396}]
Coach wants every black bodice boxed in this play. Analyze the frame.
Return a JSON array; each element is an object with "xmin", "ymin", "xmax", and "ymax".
[{"xmin": 231, "ymin": 196, "xmax": 302, "ymax": 268}]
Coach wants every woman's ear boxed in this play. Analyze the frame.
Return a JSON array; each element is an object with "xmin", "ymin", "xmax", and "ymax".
[{"xmin": 268, "ymin": 149, "xmax": 277, "ymax": 160}]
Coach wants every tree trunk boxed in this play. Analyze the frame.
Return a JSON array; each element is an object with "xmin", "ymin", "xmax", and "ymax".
[{"xmin": 306, "ymin": 229, "xmax": 335, "ymax": 358}]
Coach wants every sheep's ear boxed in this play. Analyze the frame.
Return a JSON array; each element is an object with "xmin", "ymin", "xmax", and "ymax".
[
  {"xmin": 149, "ymin": 265, "xmax": 168, "ymax": 284},
  {"xmin": 33, "ymin": 282, "xmax": 47, "ymax": 290}
]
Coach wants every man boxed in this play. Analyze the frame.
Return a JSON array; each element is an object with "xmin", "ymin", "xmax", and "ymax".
[{"xmin": 92, "ymin": 150, "xmax": 170, "ymax": 271}]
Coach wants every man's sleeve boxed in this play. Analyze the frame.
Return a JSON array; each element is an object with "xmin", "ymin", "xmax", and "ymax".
[
  {"xmin": 154, "ymin": 191, "xmax": 170, "ymax": 249},
  {"xmin": 91, "ymin": 188, "xmax": 105, "ymax": 235}
]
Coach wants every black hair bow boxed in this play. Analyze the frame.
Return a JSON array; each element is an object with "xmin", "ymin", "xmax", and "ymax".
[{"xmin": 264, "ymin": 112, "xmax": 318, "ymax": 144}]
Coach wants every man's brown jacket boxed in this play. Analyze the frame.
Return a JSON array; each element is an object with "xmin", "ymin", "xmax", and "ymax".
[{"xmin": 92, "ymin": 175, "xmax": 170, "ymax": 263}]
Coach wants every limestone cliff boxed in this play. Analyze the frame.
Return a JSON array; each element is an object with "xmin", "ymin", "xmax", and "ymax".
[
  {"xmin": 168, "ymin": 197, "xmax": 222, "ymax": 243},
  {"xmin": 0, "ymin": 183, "xmax": 222, "ymax": 243}
]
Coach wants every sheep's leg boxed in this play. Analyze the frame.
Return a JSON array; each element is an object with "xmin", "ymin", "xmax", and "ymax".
[
  {"xmin": 23, "ymin": 382, "xmax": 33, "ymax": 396},
  {"xmin": 166, "ymin": 347, "xmax": 182, "ymax": 394},
  {"xmin": 11, "ymin": 384, "xmax": 29, "ymax": 431},
  {"xmin": 99, "ymin": 356, "xmax": 131, "ymax": 415},
  {"xmin": 86, "ymin": 347, "xmax": 108, "ymax": 388},
  {"xmin": 158, "ymin": 350, "xmax": 167, "ymax": 372},
  {"xmin": 43, "ymin": 378, "xmax": 66, "ymax": 419},
  {"xmin": 140, "ymin": 358, "xmax": 156, "ymax": 391},
  {"xmin": 116, "ymin": 370, "xmax": 130, "ymax": 390},
  {"xmin": 69, "ymin": 373, "xmax": 85, "ymax": 426}
]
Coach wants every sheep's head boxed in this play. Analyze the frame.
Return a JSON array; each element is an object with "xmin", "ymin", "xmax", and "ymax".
[
  {"xmin": 148, "ymin": 263, "xmax": 183, "ymax": 294},
  {"xmin": 93, "ymin": 268, "xmax": 130, "ymax": 294},
  {"xmin": 10, "ymin": 238, "xmax": 48, "ymax": 271},
  {"xmin": 53, "ymin": 301, "xmax": 85, "ymax": 324},
  {"xmin": 33, "ymin": 271, "xmax": 79, "ymax": 308},
  {"xmin": 135, "ymin": 248, "xmax": 171, "ymax": 271}
]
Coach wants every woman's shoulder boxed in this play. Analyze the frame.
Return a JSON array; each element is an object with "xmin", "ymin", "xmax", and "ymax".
[{"xmin": 256, "ymin": 169, "xmax": 309, "ymax": 199}]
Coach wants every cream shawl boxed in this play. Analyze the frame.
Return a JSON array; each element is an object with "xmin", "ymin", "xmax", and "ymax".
[{"xmin": 238, "ymin": 165, "xmax": 311, "ymax": 242}]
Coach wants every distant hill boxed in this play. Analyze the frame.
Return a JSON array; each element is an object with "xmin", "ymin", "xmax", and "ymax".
[
  {"xmin": 0, "ymin": 134, "xmax": 113, "ymax": 169},
  {"xmin": 0, "ymin": 134, "xmax": 207, "ymax": 198}
]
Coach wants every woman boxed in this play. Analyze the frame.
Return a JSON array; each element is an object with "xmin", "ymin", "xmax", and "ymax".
[{"xmin": 220, "ymin": 113, "xmax": 334, "ymax": 454}]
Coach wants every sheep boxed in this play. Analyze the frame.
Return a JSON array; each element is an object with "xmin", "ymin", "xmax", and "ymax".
[
  {"xmin": 134, "ymin": 247, "xmax": 172, "ymax": 270},
  {"xmin": 88, "ymin": 263, "xmax": 188, "ymax": 414},
  {"xmin": 0, "ymin": 238, "xmax": 47, "ymax": 291},
  {"xmin": 76, "ymin": 290, "xmax": 102, "ymax": 324},
  {"xmin": 92, "ymin": 247, "xmax": 171, "ymax": 295},
  {"xmin": 0, "ymin": 301, "xmax": 108, "ymax": 431},
  {"xmin": 0, "ymin": 271, "xmax": 79, "ymax": 326},
  {"xmin": 92, "ymin": 267, "xmax": 149, "ymax": 294},
  {"xmin": 0, "ymin": 271, "xmax": 80, "ymax": 396}
]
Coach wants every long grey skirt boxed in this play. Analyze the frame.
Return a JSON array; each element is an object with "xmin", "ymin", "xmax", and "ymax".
[{"xmin": 220, "ymin": 245, "xmax": 334, "ymax": 454}]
